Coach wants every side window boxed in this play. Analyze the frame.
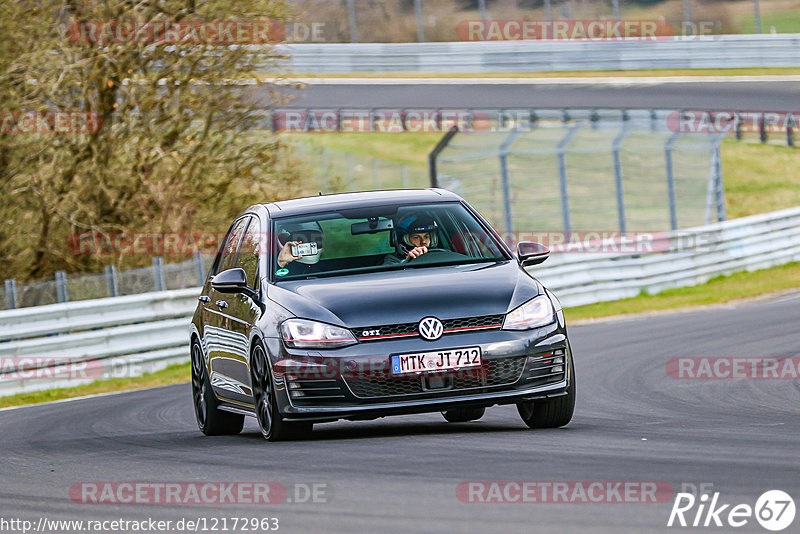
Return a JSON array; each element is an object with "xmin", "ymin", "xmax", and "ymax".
[
  {"xmin": 237, "ymin": 218, "xmax": 261, "ymax": 289},
  {"xmin": 215, "ymin": 217, "xmax": 249, "ymax": 275}
]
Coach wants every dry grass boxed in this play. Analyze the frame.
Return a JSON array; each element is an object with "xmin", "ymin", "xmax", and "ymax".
[
  {"xmin": 0, "ymin": 362, "xmax": 190, "ymax": 409},
  {"xmin": 566, "ymin": 262, "xmax": 800, "ymax": 321}
]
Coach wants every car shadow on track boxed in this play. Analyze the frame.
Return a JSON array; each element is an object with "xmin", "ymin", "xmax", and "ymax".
[{"xmin": 234, "ymin": 419, "xmax": 577, "ymax": 443}]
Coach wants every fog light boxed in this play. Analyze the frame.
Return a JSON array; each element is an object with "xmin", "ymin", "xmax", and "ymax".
[
  {"xmin": 288, "ymin": 382, "xmax": 300, "ymax": 390},
  {"xmin": 553, "ymin": 357, "xmax": 564, "ymax": 364},
  {"xmin": 552, "ymin": 365, "xmax": 563, "ymax": 373},
  {"xmin": 289, "ymin": 390, "xmax": 305, "ymax": 398}
]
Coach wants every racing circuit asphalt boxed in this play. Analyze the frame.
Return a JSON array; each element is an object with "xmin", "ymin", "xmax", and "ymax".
[
  {"xmin": 1, "ymin": 290, "xmax": 799, "ymax": 533},
  {"xmin": 273, "ymin": 77, "xmax": 800, "ymax": 111}
]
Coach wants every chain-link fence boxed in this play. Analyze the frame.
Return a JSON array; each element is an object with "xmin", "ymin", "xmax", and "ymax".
[
  {"xmin": 292, "ymin": 142, "xmax": 429, "ymax": 194},
  {"xmin": 432, "ymin": 109, "xmax": 726, "ymax": 234}
]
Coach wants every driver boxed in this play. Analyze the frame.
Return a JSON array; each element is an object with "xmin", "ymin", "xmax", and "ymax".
[
  {"xmin": 276, "ymin": 221, "xmax": 323, "ymax": 274},
  {"xmin": 384, "ymin": 213, "xmax": 440, "ymax": 264}
]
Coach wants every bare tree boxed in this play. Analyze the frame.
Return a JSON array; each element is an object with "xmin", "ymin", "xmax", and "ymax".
[{"xmin": 0, "ymin": 0, "xmax": 303, "ymax": 279}]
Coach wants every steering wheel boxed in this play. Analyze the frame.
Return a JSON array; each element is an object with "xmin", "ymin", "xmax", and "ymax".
[{"xmin": 402, "ymin": 248, "xmax": 460, "ymax": 264}]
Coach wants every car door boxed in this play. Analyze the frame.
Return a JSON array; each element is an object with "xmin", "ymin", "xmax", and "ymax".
[
  {"xmin": 218, "ymin": 215, "xmax": 265, "ymax": 404},
  {"xmin": 204, "ymin": 216, "xmax": 250, "ymax": 399}
]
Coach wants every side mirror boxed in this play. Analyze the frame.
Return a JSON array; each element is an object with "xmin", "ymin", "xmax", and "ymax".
[
  {"xmin": 517, "ymin": 241, "xmax": 550, "ymax": 267},
  {"xmin": 211, "ymin": 268, "xmax": 252, "ymax": 295}
]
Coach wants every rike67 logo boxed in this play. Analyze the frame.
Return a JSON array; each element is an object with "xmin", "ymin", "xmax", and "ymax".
[{"xmin": 668, "ymin": 489, "xmax": 795, "ymax": 531}]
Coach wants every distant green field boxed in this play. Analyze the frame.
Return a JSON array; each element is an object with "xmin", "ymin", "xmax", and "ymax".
[{"xmin": 739, "ymin": 11, "xmax": 800, "ymax": 33}]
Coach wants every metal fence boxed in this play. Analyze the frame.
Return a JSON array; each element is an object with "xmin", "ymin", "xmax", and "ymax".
[
  {"xmin": 431, "ymin": 108, "xmax": 726, "ymax": 235},
  {"xmin": 0, "ymin": 288, "xmax": 197, "ymax": 397},
  {"xmin": 279, "ymin": 34, "xmax": 800, "ymax": 72},
  {"xmin": 293, "ymin": 142, "xmax": 429, "ymax": 194},
  {"xmin": 3, "ymin": 253, "xmax": 214, "ymax": 311}
]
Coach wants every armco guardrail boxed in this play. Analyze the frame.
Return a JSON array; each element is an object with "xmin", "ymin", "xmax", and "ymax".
[
  {"xmin": 279, "ymin": 34, "xmax": 800, "ymax": 72},
  {"xmin": 533, "ymin": 206, "xmax": 800, "ymax": 307},
  {"xmin": 1, "ymin": 206, "xmax": 799, "ymax": 397},
  {"xmin": 0, "ymin": 289, "xmax": 198, "ymax": 397}
]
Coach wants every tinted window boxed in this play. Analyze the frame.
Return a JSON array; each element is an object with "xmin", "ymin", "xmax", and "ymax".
[
  {"xmin": 237, "ymin": 218, "xmax": 261, "ymax": 289},
  {"xmin": 216, "ymin": 217, "xmax": 249, "ymax": 274}
]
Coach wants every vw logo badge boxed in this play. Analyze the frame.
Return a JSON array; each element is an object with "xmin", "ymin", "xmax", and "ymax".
[{"xmin": 418, "ymin": 317, "xmax": 444, "ymax": 341}]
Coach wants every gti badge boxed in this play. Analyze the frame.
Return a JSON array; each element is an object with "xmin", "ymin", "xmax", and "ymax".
[{"xmin": 418, "ymin": 317, "xmax": 444, "ymax": 341}]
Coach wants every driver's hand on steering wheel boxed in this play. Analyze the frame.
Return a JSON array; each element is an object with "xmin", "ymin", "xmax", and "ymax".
[{"xmin": 406, "ymin": 246, "xmax": 428, "ymax": 261}]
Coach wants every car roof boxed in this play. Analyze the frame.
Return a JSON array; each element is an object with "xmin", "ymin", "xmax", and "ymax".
[{"xmin": 262, "ymin": 188, "xmax": 462, "ymax": 218}]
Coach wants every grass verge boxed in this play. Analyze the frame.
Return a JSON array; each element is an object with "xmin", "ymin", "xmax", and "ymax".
[
  {"xmin": 565, "ymin": 262, "xmax": 800, "ymax": 322},
  {"xmin": 4, "ymin": 263, "xmax": 800, "ymax": 409},
  {"xmin": 721, "ymin": 139, "xmax": 800, "ymax": 219},
  {"xmin": 0, "ymin": 362, "xmax": 190, "ymax": 410},
  {"xmin": 287, "ymin": 132, "xmax": 440, "ymax": 168}
]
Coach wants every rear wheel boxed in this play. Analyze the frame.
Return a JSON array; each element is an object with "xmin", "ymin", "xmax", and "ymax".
[
  {"xmin": 517, "ymin": 347, "xmax": 576, "ymax": 429},
  {"xmin": 442, "ymin": 406, "xmax": 486, "ymax": 423},
  {"xmin": 250, "ymin": 342, "xmax": 313, "ymax": 442},
  {"xmin": 191, "ymin": 340, "xmax": 244, "ymax": 436}
]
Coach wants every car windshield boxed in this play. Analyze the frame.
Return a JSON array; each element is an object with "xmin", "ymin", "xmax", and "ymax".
[{"xmin": 271, "ymin": 202, "xmax": 508, "ymax": 281}]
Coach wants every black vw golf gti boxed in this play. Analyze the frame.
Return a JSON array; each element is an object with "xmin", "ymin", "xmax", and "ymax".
[{"xmin": 190, "ymin": 189, "xmax": 575, "ymax": 440}]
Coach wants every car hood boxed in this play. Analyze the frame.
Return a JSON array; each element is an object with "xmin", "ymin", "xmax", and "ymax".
[{"xmin": 268, "ymin": 261, "xmax": 541, "ymax": 327}]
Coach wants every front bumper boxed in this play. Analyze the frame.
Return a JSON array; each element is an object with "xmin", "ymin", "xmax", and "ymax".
[{"xmin": 262, "ymin": 320, "xmax": 571, "ymax": 423}]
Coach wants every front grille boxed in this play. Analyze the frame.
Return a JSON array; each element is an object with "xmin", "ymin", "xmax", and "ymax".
[
  {"xmin": 345, "ymin": 377, "xmax": 425, "ymax": 397},
  {"xmin": 344, "ymin": 355, "xmax": 526, "ymax": 398},
  {"xmin": 354, "ymin": 314, "xmax": 505, "ymax": 341},
  {"xmin": 443, "ymin": 315, "xmax": 505, "ymax": 332}
]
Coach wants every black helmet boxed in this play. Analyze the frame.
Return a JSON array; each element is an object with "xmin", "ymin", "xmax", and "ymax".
[{"xmin": 394, "ymin": 213, "xmax": 439, "ymax": 255}]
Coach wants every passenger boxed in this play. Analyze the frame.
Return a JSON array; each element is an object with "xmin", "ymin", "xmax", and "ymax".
[{"xmin": 276, "ymin": 221, "xmax": 323, "ymax": 274}]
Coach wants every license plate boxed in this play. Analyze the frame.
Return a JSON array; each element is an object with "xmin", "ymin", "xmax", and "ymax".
[{"xmin": 391, "ymin": 347, "xmax": 482, "ymax": 375}]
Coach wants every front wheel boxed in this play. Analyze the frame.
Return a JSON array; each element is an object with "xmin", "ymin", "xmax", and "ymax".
[
  {"xmin": 250, "ymin": 342, "xmax": 313, "ymax": 442},
  {"xmin": 191, "ymin": 340, "xmax": 244, "ymax": 436},
  {"xmin": 517, "ymin": 347, "xmax": 576, "ymax": 429}
]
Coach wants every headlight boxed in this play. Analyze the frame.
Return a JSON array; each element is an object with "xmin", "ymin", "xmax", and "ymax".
[
  {"xmin": 502, "ymin": 295, "xmax": 555, "ymax": 330},
  {"xmin": 281, "ymin": 319, "xmax": 357, "ymax": 349}
]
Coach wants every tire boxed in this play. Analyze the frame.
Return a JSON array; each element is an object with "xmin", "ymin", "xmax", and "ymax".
[
  {"xmin": 517, "ymin": 346, "xmax": 576, "ymax": 429},
  {"xmin": 442, "ymin": 406, "xmax": 486, "ymax": 423},
  {"xmin": 250, "ymin": 342, "xmax": 313, "ymax": 442},
  {"xmin": 191, "ymin": 339, "xmax": 244, "ymax": 436}
]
